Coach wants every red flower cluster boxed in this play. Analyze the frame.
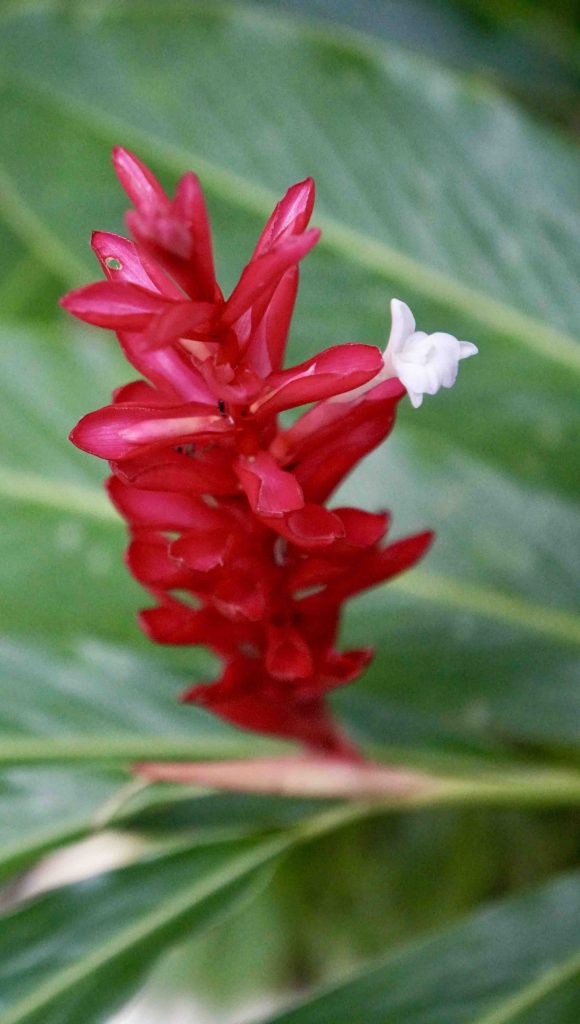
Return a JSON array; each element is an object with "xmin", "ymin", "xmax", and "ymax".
[{"xmin": 62, "ymin": 149, "xmax": 433, "ymax": 759}]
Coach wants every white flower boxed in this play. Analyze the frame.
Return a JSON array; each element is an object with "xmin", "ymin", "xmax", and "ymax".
[{"xmin": 383, "ymin": 299, "xmax": 478, "ymax": 408}]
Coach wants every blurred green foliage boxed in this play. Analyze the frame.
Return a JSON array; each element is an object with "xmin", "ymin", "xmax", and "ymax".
[
  {"xmin": 256, "ymin": 0, "xmax": 580, "ymax": 126},
  {"xmin": 0, "ymin": 1, "xmax": 578, "ymax": 1021}
]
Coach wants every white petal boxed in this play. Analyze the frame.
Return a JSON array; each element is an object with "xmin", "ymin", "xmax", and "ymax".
[
  {"xmin": 388, "ymin": 299, "xmax": 416, "ymax": 354},
  {"xmin": 408, "ymin": 389, "xmax": 423, "ymax": 409},
  {"xmin": 440, "ymin": 362, "xmax": 459, "ymax": 388},
  {"xmin": 459, "ymin": 341, "xmax": 478, "ymax": 360}
]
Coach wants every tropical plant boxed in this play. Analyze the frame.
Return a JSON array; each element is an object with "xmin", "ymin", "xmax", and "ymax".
[{"xmin": 0, "ymin": 2, "xmax": 578, "ymax": 1022}]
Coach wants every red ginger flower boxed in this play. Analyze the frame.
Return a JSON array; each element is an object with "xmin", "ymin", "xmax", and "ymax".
[{"xmin": 61, "ymin": 149, "xmax": 476, "ymax": 759}]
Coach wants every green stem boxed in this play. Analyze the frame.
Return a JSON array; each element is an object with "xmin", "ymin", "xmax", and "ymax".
[
  {"xmin": 413, "ymin": 773, "xmax": 580, "ymax": 810},
  {"xmin": 3, "ymin": 738, "xmax": 580, "ymax": 810}
]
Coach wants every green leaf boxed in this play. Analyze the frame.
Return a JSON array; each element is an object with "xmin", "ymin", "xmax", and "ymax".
[
  {"xmin": 0, "ymin": 767, "xmax": 124, "ymax": 881},
  {"xmin": 0, "ymin": 834, "xmax": 284, "ymax": 1024},
  {"xmin": 252, "ymin": 0, "xmax": 580, "ymax": 127},
  {"xmin": 0, "ymin": 635, "xmax": 278, "ymax": 760},
  {"xmin": 0, "ymin": 220, "xmax": 62, "ymax": 322},
  {"xmin": 0, "ymin": 3, "xmax": 578, "ymax": 1003},
  {"xmin": 259, "ymin": 871, "xmax": 580, "ymax": 1023}
]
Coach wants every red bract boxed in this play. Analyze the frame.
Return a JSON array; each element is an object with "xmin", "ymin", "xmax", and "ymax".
[{"xmin": 63, "ymin": 149, "xmax": 435, "ymax": 759}]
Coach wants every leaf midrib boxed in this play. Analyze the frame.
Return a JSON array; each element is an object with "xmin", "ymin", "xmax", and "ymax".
[
  {"xmin": 1, "ymin": 57, "xmax": 579, "ymax": 371},
  {"xmin": 257, "ymin": 869, "xmax": 580, "ymax": 1024},
  {"xmin": 1, "ymin": 806, "xmax": 367, "ymax": 1024},
  {"xmin": 2, "ymin": 745, "xmax": 580, "ymax": 808},
  {"xmin": 260, "ymin": 918, "xmax": 580, "ymax": 1024},
  {"xmin": 473, "ymin": 946, "xmax": 580, "ymax": 1024}
]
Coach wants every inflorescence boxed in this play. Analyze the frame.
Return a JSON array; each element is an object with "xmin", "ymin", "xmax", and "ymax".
[{"xmin": 62, "ymin": 150, "xmax": 477, "ymax": 759}]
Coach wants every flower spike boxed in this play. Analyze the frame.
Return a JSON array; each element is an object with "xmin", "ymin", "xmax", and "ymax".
[{"xmin": 63, "ymin": 150, "xmax": 477, "ymax": 759}]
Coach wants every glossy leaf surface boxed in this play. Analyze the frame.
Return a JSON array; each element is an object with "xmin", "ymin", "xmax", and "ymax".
[
  {"xmin": 0, "ymin": 2, "xmax": 578, "ymax": 1020},
  {"xmin": 260, "ymin": 871, "xmax": 580, "ymax": 1024},
  {"xmin": 0, "ymin": 836, "xmax": 281, "ymax": 1024}
]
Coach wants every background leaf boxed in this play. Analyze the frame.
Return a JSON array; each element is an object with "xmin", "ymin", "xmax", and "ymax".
[
  {"xmin": 0, "ymin": 835, "xmax": 282, "ymax": 1024},
  {"xmin": 0, "ymin": 767, "xmax": 123, "ymax": 882},
  {"xmin": 253, "ymin": 0, "xmax": 580, "ymax": 128},
  {"xmin": 259, "ymin": 870, "xmax": 580, "ymax": 1024},
  {"xmin": 0, "ymin": 1, "xmax": 578, "ymax": 1019}
]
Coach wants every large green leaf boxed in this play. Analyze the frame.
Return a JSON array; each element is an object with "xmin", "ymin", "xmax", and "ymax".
[
  {"xmin": 0, "ymin": 3, "xmax": 578, "ymax": 1014},
  {"xmin": 0, "ymin": 635, "xmax": 277, "ymax": 762},
  {"xmin": 0, "ymin": 834, "xmax": 284, "ymax": 1024},
  {"xmin": 254, "ymin": 0, "xmax": 580, "ymax": 125},
  {"xmin": 0, "ymin": 767, "xmax": 125, "ymax": 881},
  {"xmin": 259, "ymin": 871, "xmax": 580, "ymax": 1023}
]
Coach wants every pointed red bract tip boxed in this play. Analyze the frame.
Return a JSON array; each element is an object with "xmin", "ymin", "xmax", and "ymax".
[
  {"xmin": 112, "ymin": 146, "xmax": 167, "ymax": 209},
  {"xmin": 254, "ymin": 177, "xmax": 316, "ymax": 258}
]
